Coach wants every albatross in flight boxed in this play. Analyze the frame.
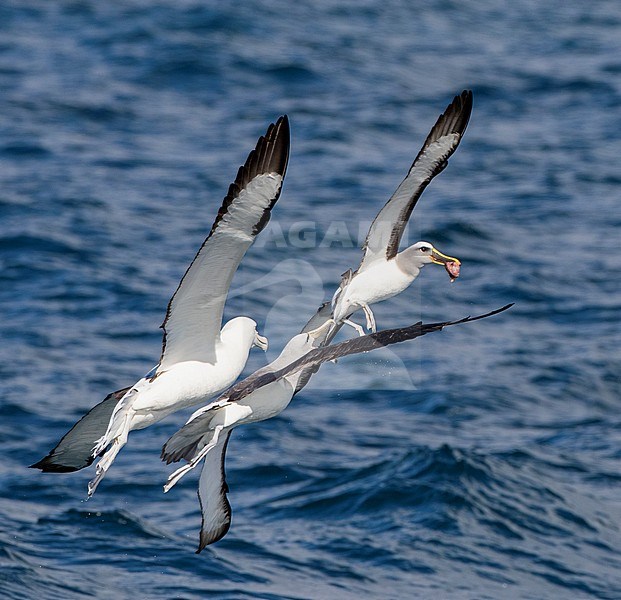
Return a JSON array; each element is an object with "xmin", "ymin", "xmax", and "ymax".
[
  {"xmin": 161, "ymin": 302, "xmax": 512, "ymax": 551},
  {"xmin": 31, "ymin": 116, "xmax": 291, "ymax": 496},
  {"xmin": 332, "ymin": 90, "xmax": 472, "ymax": 335}
]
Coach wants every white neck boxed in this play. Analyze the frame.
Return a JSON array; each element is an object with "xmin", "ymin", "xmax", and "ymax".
[{"xmin": 216, "ymin": 335, "xmax": 253, "ymax": 375}]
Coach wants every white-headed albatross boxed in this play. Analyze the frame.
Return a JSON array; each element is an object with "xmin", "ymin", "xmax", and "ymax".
[
  {"xmin": 161, "ymin": 302, "xmax": 512, "ymax": 551},
  {"xmin": 332, "ymin": 91, "xmax": 472, "ymax": 335},
  {"xmin": 31, "ymin": 116, "xmax": 290, "ymax": 496}
]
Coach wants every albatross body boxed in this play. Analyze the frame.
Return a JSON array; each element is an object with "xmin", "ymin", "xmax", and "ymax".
[
  {"xmin": 31, "ymin": 116, "xmax": 290, "ymax": 496},
  {"xmin": 161, "ymin": 329, "xmax": 325, "ymax": 551},
  {"xmin": 332, "ymin": 241, "xmax": 460, "ymax": 334},
  {"xmin": 87, "ymin": 317, "xmax": 268, "ymax": 495},
  {"xmin": 332, "ymin": 91, "xmax": 472, "ymax": 334},
  {"xmin": 161, "ymin": 302, "xmax": 512, "ymax": 551},
  {"xmin": 103, "ymin": 320, "xmax": 265, "ymax": 433},
  {"xmin": 161, "ymin": 321, "xmax": 331, "ymax": 490}
]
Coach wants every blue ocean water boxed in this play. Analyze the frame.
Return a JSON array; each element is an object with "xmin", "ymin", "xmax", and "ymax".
[{"xmin": 1, "ymin": 1, "xmax": 620, "ymax": 598}]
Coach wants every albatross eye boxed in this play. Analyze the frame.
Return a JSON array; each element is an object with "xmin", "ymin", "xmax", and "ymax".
[{"xmin": 420, "ymin": 246, "xmax": 430, "ymax": 252}]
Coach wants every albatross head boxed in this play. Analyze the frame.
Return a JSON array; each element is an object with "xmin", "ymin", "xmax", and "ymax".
[
  {"xmin": 221, "ymin": 317, "xmax": 268, "ymax": 352},
  {"xmin": 405, "ymin": 241, "xmax": 461, "ymax": 281}
]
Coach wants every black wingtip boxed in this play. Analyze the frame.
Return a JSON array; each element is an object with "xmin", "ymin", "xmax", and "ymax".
[
  {"xmin": 196, "ymin": 521, "xmax": 230, "ymax": 553},
  {"xmin": 459, "ymin": 89, "xmax": 473, "ymax": 106},
  {"xmin": 29, "ymin": 456, "xmax": 86, "ymax": 473},
  {"xmin": 429, "ymin": 303, "xmax": 513, "ymax": 331},
  {"xmin": 458, "ymin": 302, "xmax": 514, "ymax": 324},
  {"xmin": 424, "ymin": 89, "xmax": 474, "ymax": 147},
  {"xmin": 459, "ymin": 89, "xmax": 473, "ymax": 125},
  {"xmin": 443, "ymin": 88, "xmax": 473, "ymax": 135},
  {"xmin": 207, "ymin": 114, "xmax": 291, "ymax": 238},
  {"xmin": 277, "ymin": 115, "xmax": 290, "ymax": 151},
  {"xmin": 271, "ymin": 114, "xmax": 290, "ymax": 177}
]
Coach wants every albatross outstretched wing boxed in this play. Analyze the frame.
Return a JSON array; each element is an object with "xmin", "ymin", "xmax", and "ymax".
[
  {"xmin": 161, "ymin": 304, "xmax": 512, "ymax": 550},
  {"xmin": 358, "ymin": 91, "xmax": 472, "ymax": 272},
  {"xmin": 30, "ymin": 388, "xmax": 130, "ymax": 472},
  {"xmin": 227, "ymin": 304, "xmax": 513, "ymax": 402},
  {"xmin": 196, "ymin": 430, "xmax": 233, "ymax": 551},
  {"xmin": 158, "ymin": 116, "xmax": 290, "ymax": 370}
]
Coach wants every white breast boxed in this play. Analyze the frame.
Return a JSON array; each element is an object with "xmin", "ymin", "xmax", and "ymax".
[
  {"xmin": 131, "ymin": 359, "xmax": 242, "ymax": 417},
  {"xmin": 335, "ymin": 259, "xmax": 413, "ymax": 319}
]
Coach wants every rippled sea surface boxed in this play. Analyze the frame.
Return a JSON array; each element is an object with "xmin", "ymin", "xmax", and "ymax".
[{"xmin": 1, "ymin": 1, "xmax": 620, "ymax": 598}]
